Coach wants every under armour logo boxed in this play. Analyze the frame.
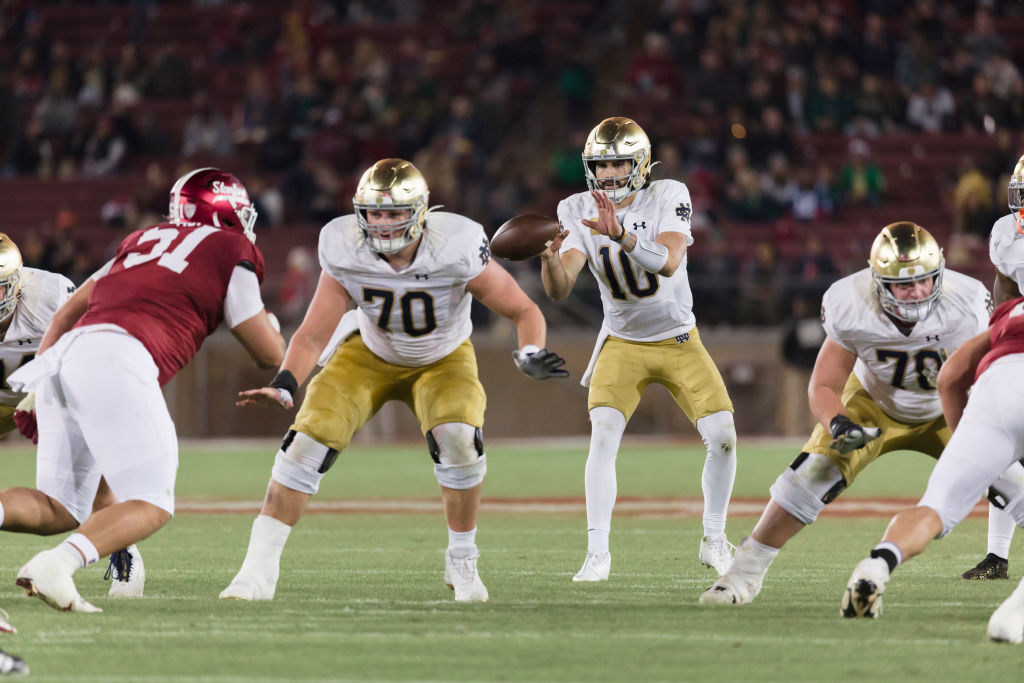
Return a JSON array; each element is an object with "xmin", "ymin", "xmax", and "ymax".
[
  {"xmin": 16, "ymin": 338, "xmax": 33, "ymax": 346},
  {"xmin": 675, "ymin": 333, "xmax": 690, "ymax": 343},
  {"xmin": 925, "ymin": 335, "xmax": 940, "ymax": 342},
  {"xmin": 633, "ymin": 221, "xmax": 647, "ymax": 231},
  {"xmin": 414, "ymin": 273, "xmax": 430, "ymax": 280}
]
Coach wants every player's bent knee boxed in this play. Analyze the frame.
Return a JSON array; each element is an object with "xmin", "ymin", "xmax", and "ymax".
[
  {"xmin": 696, "ymin": 410, "xmax": 737, "ymax": 454},
  {"xmin": 769, "ymin": 452, "xmax": 846, "ymax": 525},
  {"xmin": 428, "ymin": 422, "xmax": 486, "ymax": 490},
  {"xmin": 271, "ymin": 430, "xmax": 338, "ymax": 496}
]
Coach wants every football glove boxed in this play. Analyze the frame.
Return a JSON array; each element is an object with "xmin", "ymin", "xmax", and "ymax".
[
  {"xmin": 13, "ymin": 392, "xmax": 37, "ymax": 445},
  {"xmin": 829, "ymin": 414, "xmax": 881, "ymax": 455},
  {"xmin": 512, "ymin": 345, "xmax": 569, "ymax": 380}
]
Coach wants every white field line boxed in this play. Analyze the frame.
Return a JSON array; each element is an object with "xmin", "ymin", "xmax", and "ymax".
[{"xmin": 175, "ymin": 497, "xmax": 989, "ymax": 517}]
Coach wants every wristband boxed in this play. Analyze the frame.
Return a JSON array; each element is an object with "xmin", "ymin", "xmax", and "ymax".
[
  {"xmin": 624, "ymin": 237, "xmax": 669, "ymax": 273},
  {"xmin": 609, "ymin": 226, "xmax": 626, "ymax": 243},
  {"xmin": 269, "ymin": 369, "xmax": 298, "ymax": 396}
]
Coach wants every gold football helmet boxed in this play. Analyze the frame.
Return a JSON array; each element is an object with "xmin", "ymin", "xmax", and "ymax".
[
  {"xmin": 0, "ymin": 234, "xmax": 23, "ymax": 323},
  {"xmin": 869, "ymin": 222, "xmax": 944, "ymax": 323},
  {"xmin": 582, "ymin": 117, "xmax": 653, "ymax": 203},
  {"xmin": 353, "ymin": 158, "xmax": 429, "ymax": 253}
]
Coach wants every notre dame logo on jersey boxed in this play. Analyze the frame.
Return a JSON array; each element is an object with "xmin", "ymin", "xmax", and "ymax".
[{"xmin": 675, "ymin": 202, "xmax": 692, "ymax": 222}]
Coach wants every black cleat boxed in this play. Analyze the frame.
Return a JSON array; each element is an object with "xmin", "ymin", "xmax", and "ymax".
[
  {"xmin": 0, "ymin": 648, "xmax": 29, "ymax": 676},
  {"xmin": 961, "ymin": 553, "xmax": 1009, "ymax": 580}
]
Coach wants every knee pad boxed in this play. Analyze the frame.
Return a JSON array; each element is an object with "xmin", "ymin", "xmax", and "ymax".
[
  {"xmin": 769, "ymin": 452, "xmax": 847, "ymax": 525},
  {"xmin": 271, "ymin": 430, "xmax": 339, "ymax": 495},
  {"xmin": 427, "ymin": 422, "xmax": 486, "ymax": 490},
  {"xmin": 696, "ymin": 410, "xmax": 737, "ymax": 456}
]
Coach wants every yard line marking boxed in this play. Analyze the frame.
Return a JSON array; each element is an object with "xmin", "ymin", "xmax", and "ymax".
[{"xmin": 174, "ymin": 497, "xmax": 989, "ymax": 518}]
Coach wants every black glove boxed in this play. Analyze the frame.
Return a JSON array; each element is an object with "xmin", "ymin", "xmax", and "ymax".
[
  {"xmin": 829, "ymin": 414, "xmax": 881, "ymax": 454},
  {"xmin": 512, "ymin": 346, "xmax": 569, "ymax": 379}
]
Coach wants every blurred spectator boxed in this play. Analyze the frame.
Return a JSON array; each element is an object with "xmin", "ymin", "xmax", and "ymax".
[
  {"xmin": 233, "ymin": 67, "xmax": 276, "ymax": 145},
  {"xmin": 960, "ymin": 72, "xmax": 1011, "ymax": 134},
  {"xmin": 627, "ymin": 32, "xmax": 678, "ymax": 98},
  {"xmin": 689, "ymin": 233, "xmax": 739, "ymax": 326},
  {"xmin": 182, "ymin": 91, "xmax": 234, "ymax": 158},
  {"xmin": 838, "ymin": 139, "xmax": 885, "ymax": 206},
  {"xmin": 34, "ymin": 70, "xmax": 78, "ymax": 137},
  {"xmin": 761, "ymin": 153, "xmax": 797, "ymax": 212},
  {"xmin": 725, "ymin": 166, "xmax": 782, "ymax": 223},
  {"xmin": 981, "ymin": 47, "xmax": 1023, "ymax": 101},
  {"xmin": 789, "ymin": 235, "xmax": 838, "ymax": 303},
  {"xmin": 905, "ymin": 82, "xmax": 955, "ymax": 133},
  {"xmin": 277, "ymin": 246, "xmax": 317, "ymax": 326},
  {"xmin": 81, "ymin": 114, "xmax": 127, "ymax": 176},
  {"xmin": 806, "ymin": 73, "xmax": 852, "ymax": 134},
  {"xmin": 738, "ymin": 241, "xmax": 784, "ymax": 325},
  {"xmin": 952, "ymin": 159, "xmax": 996, "ymax": 239},
  {"xmin": 847, "ymin": 74, "xmax": 895, "ymax": 137},
  {"xmin": 778, "ymin": 296, "xmax": 826, "ymax": 435},
  {"xmin": 859, "ymin": 12, "xmax": 894, "ymax": 77},
  {"xmin": 747, "ymin": 106, "xmax": 793, "ymax": 167},
  {"xmin": 964, "ymin": 8, "xmax": 1008, "ymax": 68},
  {"xmin": 142, "ymin": 42, "xmax": 192, "ymax": 98},
  {"xmin": 134, "ymin": 161, "xmax": 170, "ymax": 218},
  {"xmin": 4, "ymin": 117, "xmax": 53, "ymax": 177}
]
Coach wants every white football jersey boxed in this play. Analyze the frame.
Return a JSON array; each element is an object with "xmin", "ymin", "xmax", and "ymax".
[
  {"xmin": 989, "ymin": 212, "xmax": 1024, "ymax": 291},
  {"xmin": 558, "ymin": 179, "xmax": 696, "ymax": 341},
  {"xmin": 0, "ymin": 267, "xmax": 76, "ymax": 406},
  {"xmin": 318, "ymin": 211, "xmax": 490, "ymax": 367},
  {"xmin": 821, "ymin": 268, "xmax": 991, "ymax": 422}
]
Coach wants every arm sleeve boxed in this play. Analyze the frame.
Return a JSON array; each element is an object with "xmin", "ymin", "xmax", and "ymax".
[{"xmin": 223, "ymin": 265, "xmax": 265, "ymax": 329}]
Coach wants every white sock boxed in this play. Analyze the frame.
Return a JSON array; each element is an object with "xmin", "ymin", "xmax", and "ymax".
[
  {"xmin": 448, "ymin": 527, "xmax": 477, "ymax": 558},
  {"xmin": 696, "ymin": 411, "xmax": 737, "ymax": 538},
  {"xmin": 988, "ymin": 503, "xmax": 1015, "ymax": 559},
  {"xmin": 61, "ymin": 533, "xmax": 99, "ymax": 568},
  {"xmin": 585, "ymin": 407, "xmax": 626, "ymax": 553},
  {"xmin": 237, "ymin": 514, "xmax": 291, "ymax": 581},
  {"xmin": 729, "ymin": 537, "xmax": 780, "ymax": 582}
]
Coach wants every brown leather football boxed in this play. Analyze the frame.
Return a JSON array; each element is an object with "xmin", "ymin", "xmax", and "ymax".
[{"xmin": 489, "ymin": 214, "xmax": 560, "ymax": 261}]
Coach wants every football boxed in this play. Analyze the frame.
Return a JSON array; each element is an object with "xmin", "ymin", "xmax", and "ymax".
[{"xmin": 489, "ymin": 213, "xmax": 560, "ymax": 261}]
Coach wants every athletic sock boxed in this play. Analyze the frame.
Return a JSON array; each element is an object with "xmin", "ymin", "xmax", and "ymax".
[
  {"xmin": 870, "ymin": 541, "xmax": 903, "ymax": 573},
  {"xmin": 584, "ymin": 407, "xmax": 626, "ymax": 551},
  {"xmin": 448, "ymin": 527, "xmax": 477, "ymax": 558},
  {"xmin": 237, "ymin": 514, "xmax": 291, "ymax": 579},
  {"xmin": 730, "ymin": 537, "xmax": 780, "ymax": 582},
  {"xmin": 987, "ymin": 504, "xmax": 1015, "ymax": 560},
  {"xmin": 61, "ymin": 533, "xmax": 99, "ymax": 568},
  {"xmin": 587, "ymin": 529, "xmax": 610, "ymax": 555}
]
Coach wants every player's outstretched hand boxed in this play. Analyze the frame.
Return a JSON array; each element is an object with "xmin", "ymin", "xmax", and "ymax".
[
  {"xmin": 13, "ymin": 392, "xmax": 37, "ymax": 445},
  {"xmin": 236, "ymin": 386, "xmax": 294, "ymax": 409},
  {"xmin": 580, "ymin": 190, "xmax": 625, "ymax": 240},
  {"xmin": 512, "ymin": 346, "xmax": 569, "ymax": 379},
  {"xmin": 828, "ymin": 414, "xmax": 881, "ymax": 454}
]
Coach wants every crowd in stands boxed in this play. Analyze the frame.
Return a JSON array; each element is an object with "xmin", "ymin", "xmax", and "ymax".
[{"xmin": 1, "ymin": 0, "xmax": 1023, "ymax": 328}]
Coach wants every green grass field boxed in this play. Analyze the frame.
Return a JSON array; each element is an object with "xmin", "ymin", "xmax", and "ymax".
[{"xmin": 1, "ymin": 439, "xmax": 1023, "ymax": 682}]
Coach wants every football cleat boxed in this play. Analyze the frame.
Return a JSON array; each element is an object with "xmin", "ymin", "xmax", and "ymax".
[
  {"xmin": 219, "ymin": 572, "xmax": 277, "ymax": 601},
  {"xmin": 841, "ymin": 557, "xmax": 889, "ymax": 619},
  {"xmin": 0, "ymin": 648, "xmax": 28, "ymax": 677},
  {"xmin": 698, "ymin": 571, "xmax": 762, "ymax": 605},
  {"xmin": 444, "ymin": 550, "xmax": 489, "ymax": 602},
  {"xmin": 16, "ymin": 548, "xmax": 101, "ymax": 613},
  {"xmin": 987, "ymin": 583, "xmax": 1024, "ymax": 643},
  {"xmin": 572, "ymin": 551, "xmax": 611, "ymax": 582},
  {"xmin": 699, "ymin": 536, "xmax": 736, "ymax": 576},
  {"xmin": 0, "ymin": 608, "xmax": 14, "ymax": 634},
  {"xmin": 105, "ymin": 544, "xmax": 145, "ymax": 597},
  {"xmin": 961, "ymin": 553, "xmax": 1009, "ymax": 580}
]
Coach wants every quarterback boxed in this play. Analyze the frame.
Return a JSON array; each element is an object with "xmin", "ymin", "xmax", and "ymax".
[
  {"xmin": 2, "ymin": 167, "xmax": 285, "ymax": 612},
  {"xmin": 540, "ymin": 117, "xmax": 737, "ymax": 581},
  {"xmin": 961, "ymin": 153, "xmax": 1024, "ymax": 580},
  {"xmin": 701, "ymin": 222, "xmax": 1013, "ymax": 606},
  {"xmin": 220, "ymin": 158, "xmax": 567, "ymax": 603}
]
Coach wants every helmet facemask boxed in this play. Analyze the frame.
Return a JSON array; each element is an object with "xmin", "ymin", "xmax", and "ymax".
[
  {"xmin": 1009, "ymin": 154, "xmax": 1024, "ymax": 233},
  {"xmin": 0, "ymin": 234, "xmax": 23, "ymax": 323},
  {"xmin": 873, "ymin": 266, "xmax": 944, "ymax": 323},
  {"xmin": 354, "ymin": 201, "xmax": 427, "ymax": 254}
]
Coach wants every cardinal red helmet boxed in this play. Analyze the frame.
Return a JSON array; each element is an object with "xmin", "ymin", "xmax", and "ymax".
[{"xmin": 168, "ymin": 167, "xmax": 257, "ymax": 242}]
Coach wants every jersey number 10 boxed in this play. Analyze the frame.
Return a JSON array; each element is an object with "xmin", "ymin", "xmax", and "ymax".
[{"xmin": 598, "ymin": 245, "xmax": 659, "ymax": 300}]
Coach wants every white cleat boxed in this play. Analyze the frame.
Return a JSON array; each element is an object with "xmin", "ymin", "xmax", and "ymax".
[
  {"xmin": 0, "ymin": 608, "xmax": 15, "ymax": 634},
  {"xmin": 106, "ymin": 545, "xmax": 145, "ymax": 598},
  {"xmin": 698, "ymin": 571, "xmax": 762, "ymax": 605},
  {"xmin": 572, "ymin": 552, "xmax": 611, "ymax": 582},
  {"xmin": 444, "ymin": 550, "xmax": 489, "ymax": 602},
  {"xmin": 219, "ymin": 573, "xmax": 277, "ymax": 601},
  {"xmin": 16, "ymin": 549, "xmax": 101, "ymax": 613},
  {"xmin": 841, "ymin": 557, "xmax": 889, "ymax": 619},
  {"xmin": 699, "ymin": 536, "xmax": 736, "ymax": 576},
  {"xmin": 987, "ymin": 586, "xmax": 1024, "ymax": 643}
]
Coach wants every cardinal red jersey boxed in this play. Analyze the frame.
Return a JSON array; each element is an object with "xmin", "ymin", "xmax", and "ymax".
[
  {"xmin": 977, "ymin": 296, "xmax": 1024, "ymax": 379},
  {"xmin": 76, "ymin": 222, "xmax": 265, "ymax": 385}
]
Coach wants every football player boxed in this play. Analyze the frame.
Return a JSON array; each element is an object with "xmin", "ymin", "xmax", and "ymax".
[
  {"xmin": 540, "ymin": 117, "xmax": 738, "ymax": 581},
  {"xmin": 700, "ymin": 222, "xmax": 1012, "ymax": 606},
  {"xmin": 0, "ymin": 234, "xmax": 148, "ymax": 598},
  {"xmin": 961, "ymin": 153, "xmax": 1024, "ymax": 580},
  {"xmin": 1, "ymin": 167, "xmax": 285, "ymax": 612},
  {"xmin": 219, "ymin": 158, "xmax": 567, "ymax": 603},
  {"xmin": 843, "ymin": 294, "xmax": 1024, "ymax": 640}
]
